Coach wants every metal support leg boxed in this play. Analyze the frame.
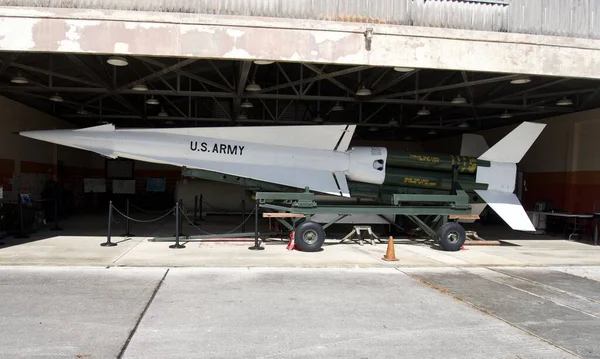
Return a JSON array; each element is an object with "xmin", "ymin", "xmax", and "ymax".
[
  {"xmin": 249, "ymin": 198, "xmax": 264, "ymax": 250},
  {"xmin": 101, "ymin": 201, "xmax": 117, "ymax": 247},
  {"xmin": 170, "ymin": 202, "xmax": 185, "ymax": 249}
]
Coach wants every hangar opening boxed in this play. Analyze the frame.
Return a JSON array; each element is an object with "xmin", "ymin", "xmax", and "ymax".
[{"xmin": 0, "ymin": 49, "xmax": 599, "ymax": 249}]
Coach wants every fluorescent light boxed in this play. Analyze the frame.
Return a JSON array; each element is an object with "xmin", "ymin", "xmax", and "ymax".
[
  {"xmin": 146, "ymin": 96, "xmax": 159, "ymax": 105},
  {"xmin": 49, "ymin": 94, "xmax": 63, "ymax": 102},
  {"xmin": 253, "ymin": 60, "xmax": 274, "ymax": 65},
  {"xmin": 245, "ymin": 82, "xmax": 261, "ymax": 92},
  {"xmin": 394, "ymin": 67, "xmax": 414, "ymax": 72},
  {"xmin": 332, "ymin": 103, "xmax": 343, "ymax": 111},
  {"xmin": 356, "ymin": 86, "xmax": 371, "ymax": 96},
  {"xmin": 107, "ymin": 56, "xmax": 128, "ymax": 67},
  {"xmin": 556, "ymin": 97, "xmax": 573, "ymax": 106},
  {"xmin": 132, "ymin": 84, "xmax": 148, "ymax": 91},
  {"xmin": 417, "ymin": 107, "xmax": 430, "ymax": 116},
  {"xmin": 452, "ymin": 94, "xmax": 467, "ymax": 104},
  {"xmin": 241, "ymin": 100, "xmax": 253, "ymax": 108},
  {"xmin": 500, "ymin": 110, "xmax": 512, "ymax": 119},
  {"xmin": 510, "ymin": 77, "xmax": 531, "ymax": 84}
]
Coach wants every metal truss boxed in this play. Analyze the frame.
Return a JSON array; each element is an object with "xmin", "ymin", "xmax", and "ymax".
[{"xmin": 0, "ymin": 52, "xmax": 598, "ymax": 139}]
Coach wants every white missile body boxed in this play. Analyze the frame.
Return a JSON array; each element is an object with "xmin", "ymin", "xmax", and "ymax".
[{"xmin": 19, "ymin": 122, "xmax": 546, "ymax": 231}]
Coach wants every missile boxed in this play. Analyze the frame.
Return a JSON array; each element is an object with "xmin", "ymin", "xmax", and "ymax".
[{"xmin": 19, "ymin": 121, "xmax": 545, "ymax": 231}]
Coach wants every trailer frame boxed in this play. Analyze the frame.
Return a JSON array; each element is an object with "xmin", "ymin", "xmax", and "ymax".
[{"xmin": 254, "ymin": 187, "xmax": 475, "ymax": 252}]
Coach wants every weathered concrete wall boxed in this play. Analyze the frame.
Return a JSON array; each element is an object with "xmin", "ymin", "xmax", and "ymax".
[{"xmin": 0, "ymin": 7, "xmax": 599, "ymax": 79}]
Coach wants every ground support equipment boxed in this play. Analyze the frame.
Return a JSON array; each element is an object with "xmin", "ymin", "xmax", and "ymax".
[{"xmin": 256, "ymin": 187, "xmax": 475, "ymax": 252}]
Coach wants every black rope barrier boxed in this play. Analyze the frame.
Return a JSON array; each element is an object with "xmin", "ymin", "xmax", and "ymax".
[
  {"xmin": 180, "ymin": 206, "xmax": 257, "ymax": 236},
  {"xmin": 102, "ymin": 201, "xmax": 176, "ymax": 247},
  {"xmin": 121, "ymin": 198, "xmax": 135, "ymax": 237}
]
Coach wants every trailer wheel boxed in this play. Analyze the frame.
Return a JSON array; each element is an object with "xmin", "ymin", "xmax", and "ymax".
[
  {"xmin": 294, "ymin": 221, "xmax": 326, "ymax": 252},
  {"xmin": 437, "ymin": 222, "xmax": 466, "ymax": 252}
]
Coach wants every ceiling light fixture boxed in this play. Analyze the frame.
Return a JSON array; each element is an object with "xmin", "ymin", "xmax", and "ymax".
[
  {"xmin": 245, "ymin": 82, "xmax": 261, "ymax": 92},
  {"xmin": 237, "ymin": 114, "xmax": 248, "ymax": 120},
  {"xmin": 49, "ymin": 94, "xmax": 63, "ymax": 102},
  {"xmin": 500, "ymin": 110, "xmax": 513, "ymax": 119},
  {"xmin": 332, "ymin": 103, "xmax": 344, "ymax": 111},
  {"xmin": 428, "ymin": 129, "xmax": 437, "ymax": 135},
  {"xmin": 11, "ymin": 73, "xmax": 28, "ymax": 84},
  {"xmin": 158, "ymin": 108, "xmax": 168, "ymax": 117},
  {"xmin": 356, "ymin": 86, "xmax": 371, "ymax": 96},
  {"xmin": 76, "ymin": 107, "xmax": 89, "ymax": 115},
  {"xmin": 458, "ymin": 121, "xmax": 470, "ymax": 128},
  {"xmin": 451, "ymin": 94, "xmax": 467, "ymax": 104},
  {"xmin": 241, "ymin": 100, "xmax": 253, "ymax": 108},
  {"xmin": 132, "ymin": 84, "xmax": 148, "ymax": 91},
  {"xmin": 369, "ymin": 127, "xmax": 378, "ymax": 132},
  {"xmin": 253, "ymin": 60, "xmax": 274, "ymax": 65},
  {"xmin": 107, "ymin": 56, "xmax": 128, "ymax": 67},
  {"xmin": 417, "ymin": 107, "xmax": 430, "ymax": 116},
  {"xmin": 510, "ymin": 77, "xmax": 531, "ymax": 84},
  {"xmin": 313, "ymin": 116, "xmax": 324, "ymax": 123},
  {"xmin": 556, "ymin": 97, "xmax": 573, "ymax": 106},
  {"xmin": 393, "ymin": 67, "xmax": 414, "ymax": 72},
  {"xmin": 146, "ymin": 96, "xmax": 159, "ymax": 105},
  {"xmin": 165, "ymin": 120, "xmax": 174, "ymax": 125}
]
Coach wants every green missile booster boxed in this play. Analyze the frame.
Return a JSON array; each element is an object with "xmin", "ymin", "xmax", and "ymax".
[
  {"xmin": 382, "ymin": 167, "xmax": 488, "ymax": 192},
  {"xmin": 385, "ymin": 149, "xmax": 490, "ymax": 174}
]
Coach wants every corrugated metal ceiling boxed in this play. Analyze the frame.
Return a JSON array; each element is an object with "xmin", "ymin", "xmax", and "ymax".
[{"xmin": 0, "ymin": 0, "xmax": 598, "ymax": 39}]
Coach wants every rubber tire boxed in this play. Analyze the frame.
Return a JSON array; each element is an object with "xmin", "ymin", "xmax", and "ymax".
[
  {"xmin": 294, "ymin": 221, "xmax": 326, "ymax": 252},
  {"xmin": 437, "ymin": 222, "xmax": 466, "ymax": 252}
]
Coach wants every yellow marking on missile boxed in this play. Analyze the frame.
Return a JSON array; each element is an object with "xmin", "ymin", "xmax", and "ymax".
[
  {"xmin": 409, "ymin": 154, "xmax": 440, "ymax": 163},
  {"xmin": 403, "ymin": 177, "xmax": 437, "ymax": 187}
]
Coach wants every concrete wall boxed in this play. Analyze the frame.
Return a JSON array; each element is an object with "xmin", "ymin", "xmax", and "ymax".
[{"xmin": 423, "ymin": 108, "xmax": 600, "ymax": 213}]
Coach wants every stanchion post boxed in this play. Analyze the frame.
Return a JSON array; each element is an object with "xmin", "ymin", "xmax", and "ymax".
[
  {"xmin": 178, "ymin": 199, "xmax": 184, "ymax": 236},
  {"xmin": 50, "ymin": 186, "xmax": 63, "ymax": 231},
  {"xmin": 242, "ymin": 199, "xmax": 246, "ymax": 232},
  {"xmin": 193, "ymin": 195, "xmax": 199, "ymax": 225},
  {"xmin": 170, "ymin": 201, "xmax": 185, "ymax": 249},
  {"xmin": 121, "ymin": 198, "xmax": 135, "ymax": 237},
  {"xmin": 101, "ymin": 201, "xmax": 117, "ymax": 247},
  {"xmin": 249, "ymin": 197, "xmax": 264, "ymax": 250},
  {"xmin": 199, "ymin": 194, "xmax": 203, "ymax": 222}
]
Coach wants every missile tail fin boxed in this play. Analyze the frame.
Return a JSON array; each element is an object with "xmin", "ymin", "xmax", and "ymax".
[
  {"xmin": 478, "ymin": 122, "xmax": 546, "ymax": 163},
  {"xmin": 475, "ymin": 190, "xmax": 535, "ymax": 232}
]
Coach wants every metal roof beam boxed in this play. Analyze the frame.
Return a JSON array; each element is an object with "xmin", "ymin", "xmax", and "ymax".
[{"xmin": 258, "ymin": 66, "xmax": 369, "ymax": 94}]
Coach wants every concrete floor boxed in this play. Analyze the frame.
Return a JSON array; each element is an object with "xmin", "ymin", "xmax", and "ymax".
[
  {"xmin": 0, "ymin": 266, "xmax": 598, "ymax": 359},
  {"xmin": 1, "ymin": 214, "xmax": 600, "ymax": 358},
  {"xmin": 1, "ymin": 213, "xmax": 599, "ymax": 268}
]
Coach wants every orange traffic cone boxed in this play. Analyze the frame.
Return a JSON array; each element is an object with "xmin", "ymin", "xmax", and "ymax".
[
  {"xmin": 286, "ymin": 232, "xmax": 295, "ymax": 250},
  {"xmin": 382, "ymin": 236, "xmax": 399, "ymax": 261}
]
